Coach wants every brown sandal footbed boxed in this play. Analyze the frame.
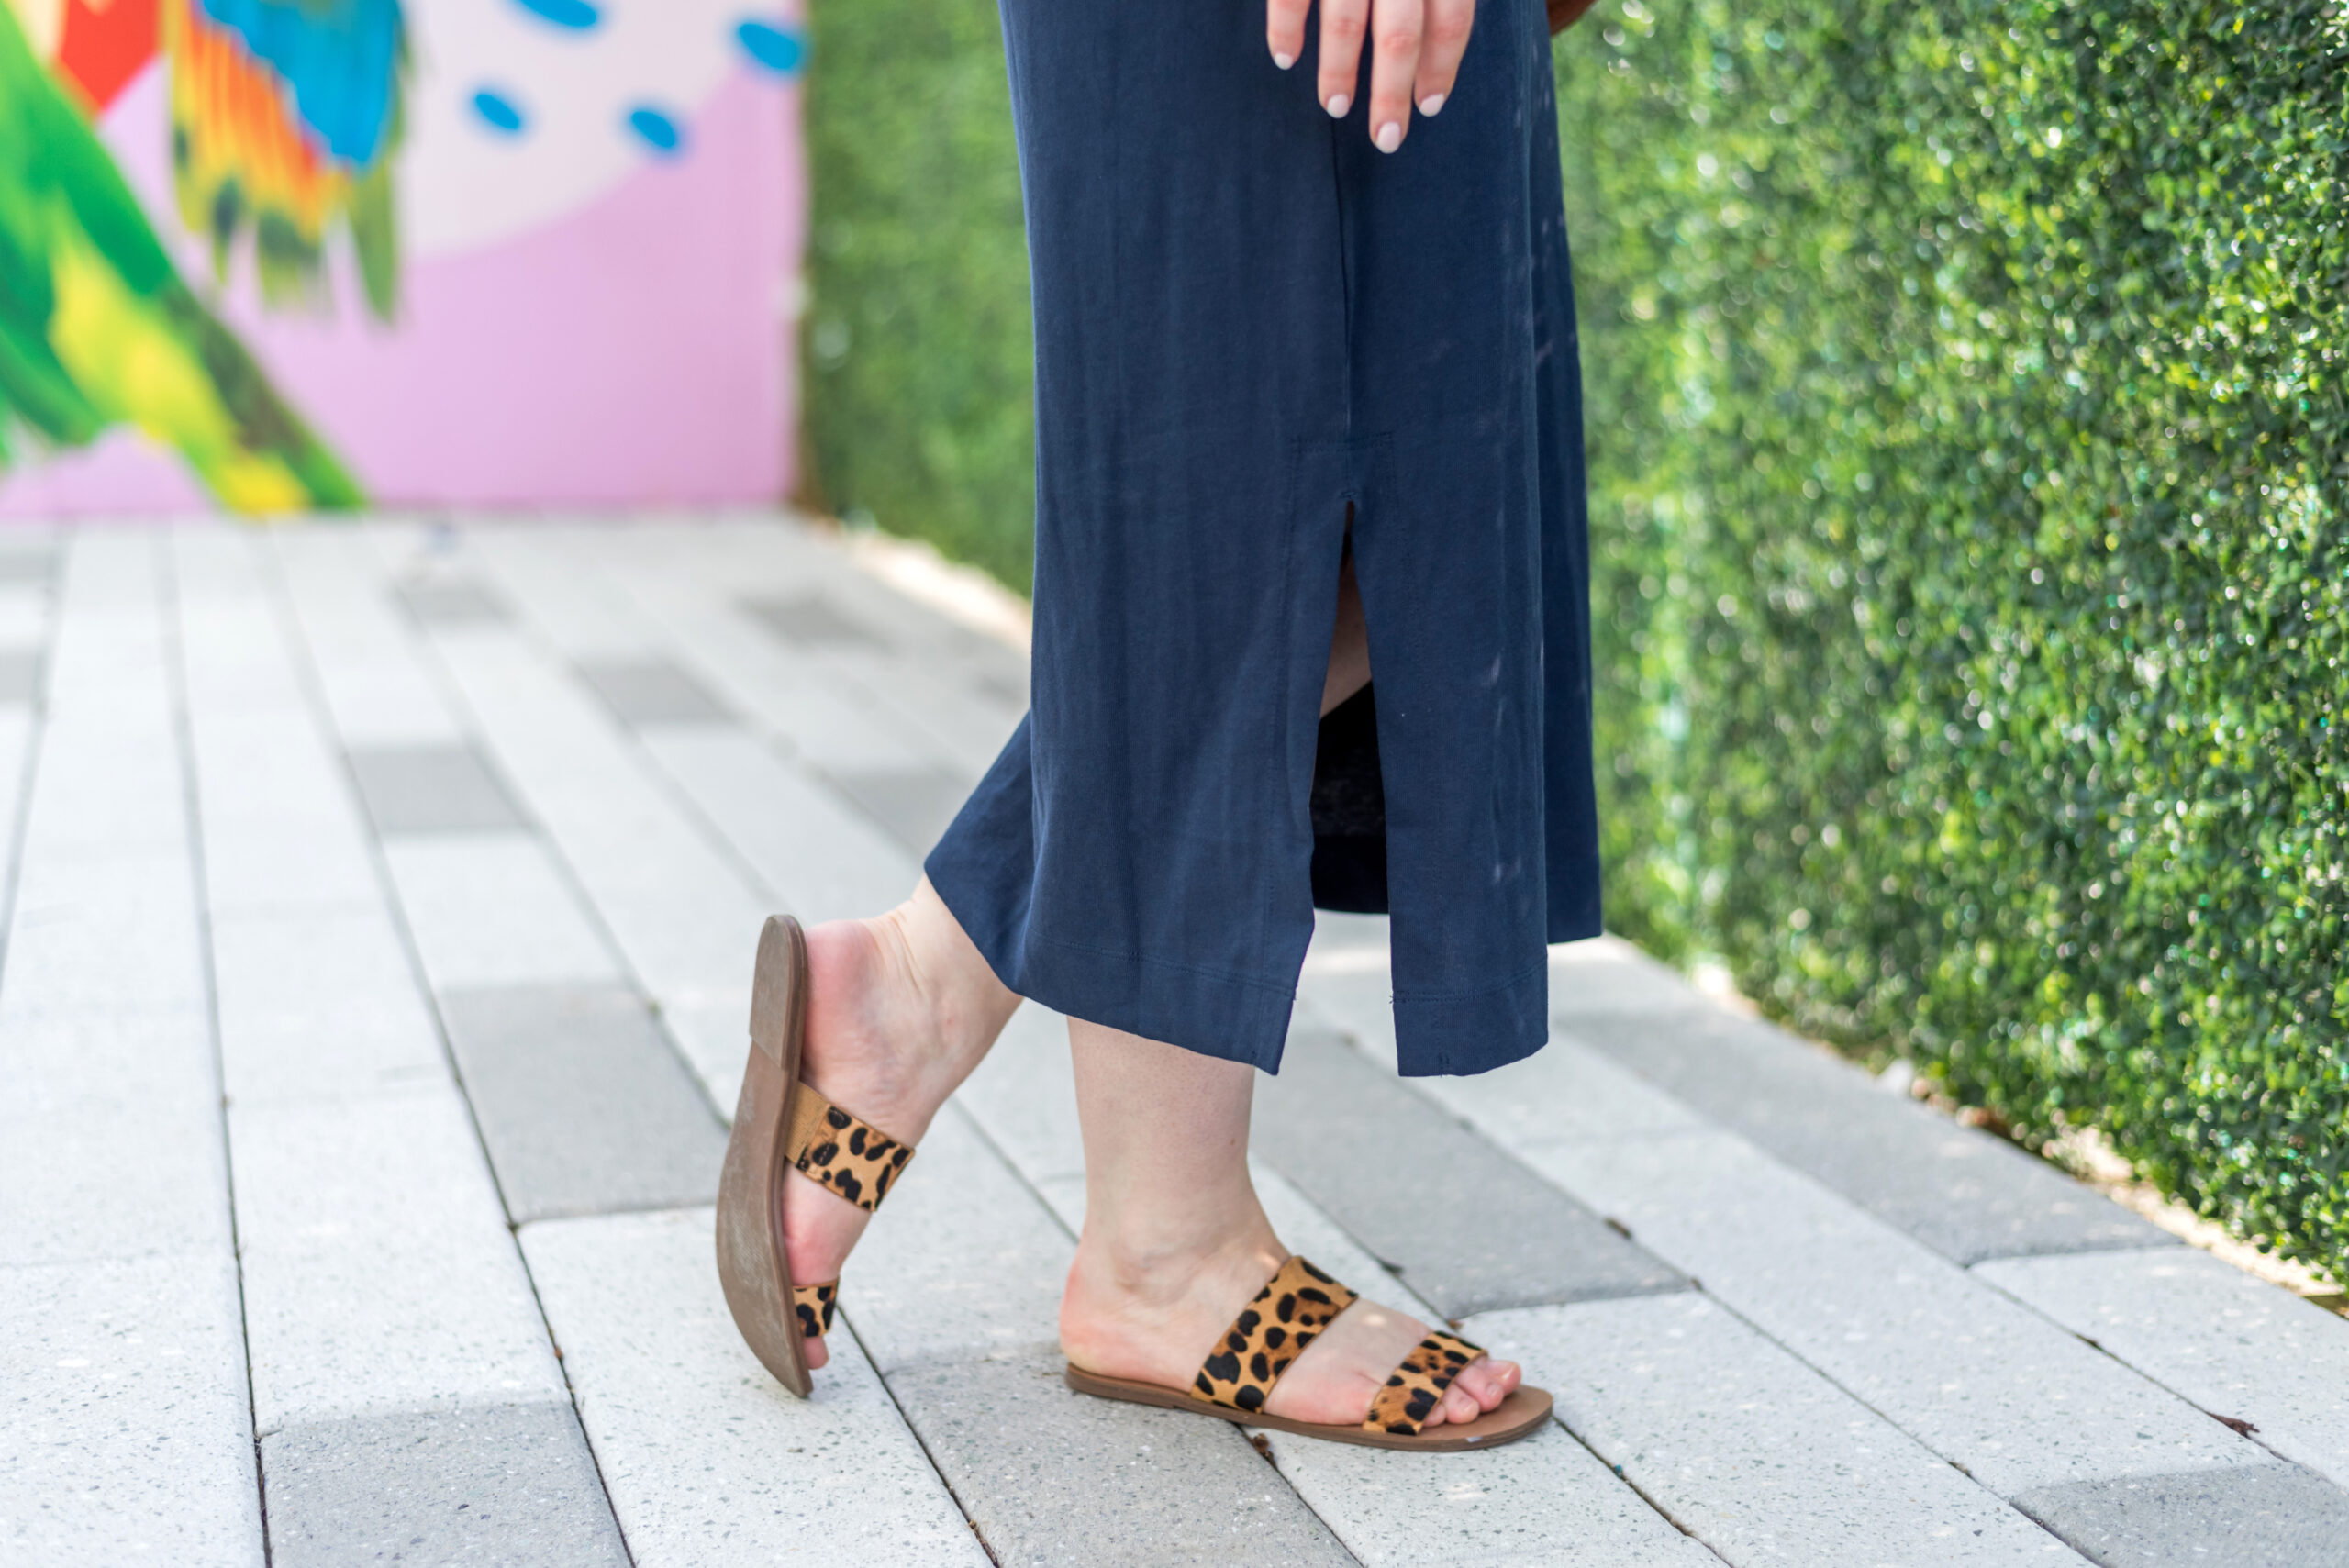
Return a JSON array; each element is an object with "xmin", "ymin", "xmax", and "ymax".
[
  {"xmin": 1066, "ymin": 1255, "xmax": 1554, "ymax": 1452},
  {"xmin": 716, "ymin": 915, "xmax": 917, "ymax": 1398}
]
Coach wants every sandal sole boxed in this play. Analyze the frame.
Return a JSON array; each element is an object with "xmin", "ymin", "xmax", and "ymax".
[
  {"xmin": 715, "ymin": 915, "xmax": 814, "ymax": 1397},
  {"xmin": 1063, "ymin": 1363, "xmax": 1554, "ymax": 1451}
]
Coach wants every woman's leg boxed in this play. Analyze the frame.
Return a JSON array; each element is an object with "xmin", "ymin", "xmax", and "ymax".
[
  {"xmin": 1058, "ymin": 1020, "xmax": 1520, "ymax": 1426},
  {"xmin": 789, "ymin": 875, "xmax": 1020, "ymax": 1368}
]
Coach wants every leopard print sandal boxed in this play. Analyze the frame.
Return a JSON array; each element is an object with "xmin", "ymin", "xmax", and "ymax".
[
  {"xmin": 715, "ymin": 915, "xmax": 917, "ymax": 1397},
  {"xmin": 1064, "ymin": 1255, "xmax": 1553, "ymax": 1451}
]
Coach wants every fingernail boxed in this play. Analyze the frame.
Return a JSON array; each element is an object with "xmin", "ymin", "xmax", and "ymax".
[
  {"xmin": 1375, "ymin": 120, "xmax": 1403, "ymax": 152},
  {"xmin": 1274, "ymin": 50, "xmax": 1296, "ymax": 68},
  {"xmin": 1419, "ymin": 92, "xmax": 1446, "ymax": 116},
  {"xmin": 1326, "ymin": 93, "xmax": 1350, "ymax": 117}
]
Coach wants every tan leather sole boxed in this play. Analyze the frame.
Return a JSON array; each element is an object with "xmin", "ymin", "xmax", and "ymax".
[
  {"xmin": 1063, "ymin": 1363, "xmax": 1555, "ymax": 1452},
  {"xmin": 715, "ymin": 916, "xmax": 814, "ymax": 1397}
]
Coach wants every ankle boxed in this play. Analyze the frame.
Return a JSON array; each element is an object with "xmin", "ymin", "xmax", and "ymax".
[
  {"xmin": 875, "ymin": 891, "xmax": 1017, "ymax": 1072},
  {"xmin": 1073, "ymin": 1207, "xmax": 1283, "ymax": 1310}
]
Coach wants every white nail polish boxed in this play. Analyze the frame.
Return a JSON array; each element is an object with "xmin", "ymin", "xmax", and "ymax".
[
  {"xmin": 1274, "ymin": 50, "xmax": 1296, "ymax": 69},
  {"xmin": 1419, "ymin": 92, "xmax": 1446, "ymax": 116},
  {"xmin": 1326, "ymin": 94, "xmax": 1350, "ymax": 117},
  {"xmin": 1375, "ymin": 121, "xmax": 1402, "ymax": 152}
]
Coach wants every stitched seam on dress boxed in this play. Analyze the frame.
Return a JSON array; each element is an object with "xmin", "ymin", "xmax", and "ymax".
[
  {"xmin": 1030, "ymin": 930, "xmax": 1298, "ymax": 998},
  {"xmin": 1390, "ymin": 957, "xmax": 1550, "ymax": 1005}
]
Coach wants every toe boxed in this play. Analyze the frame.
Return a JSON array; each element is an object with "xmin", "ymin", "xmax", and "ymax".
[
  {"xmin": 1439, "ymin": 1382, "xmax": 1482, "ymax": 1426},
  {"xmin": 1456, "ymin": 1357, "xmax": 1512, "ymax": 1411},
  {"xmin": 803, "ymin": 1334, "xmax": 829, "ymax": 1371}
]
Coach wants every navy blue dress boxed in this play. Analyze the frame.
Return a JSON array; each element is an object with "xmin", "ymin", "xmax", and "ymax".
[{"xmin": 925, "ymin": 0, "xmax": 1598, "ymax": 1077}]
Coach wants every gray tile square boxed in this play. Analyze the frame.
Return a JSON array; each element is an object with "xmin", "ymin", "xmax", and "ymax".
[
  {"xmin": 0, "ymin": 650, "xmax": 43, "ymax": 706},
  {"xmin": 826, "ymin": 766, "xmax": 973, "ymax": 854},
  {"xmin": 396, "ymin": 578, "xmax": 509, "ymax": 627},
  {"xmin": 262, "ymin": 1401, "xmax": 628, "ymax": 1568},
  {"xmin": 347, "ymin": 744, "xmax": 528, "ymax": 836},
  {"xmin": 1564, "ymin": 1008, "xmax": 2174, "ymax": 1264},
  {"xmin": 1254, "ymin": 1029, "xmax": 1688, "ymax": 1318},
  {"xmin": 885, "ymin": 1349, "xmax": 1355, "ymax": 1567},
  {"xmin": 0, "ymin": 550, "xmax": 55, "ymax": 584},
  {"xmin": 742, "ymin": 592, "xmax": 885, "ymax": 649},
  {"xmin": 2013, "ymin": 1462, "xmax": 2349, "ymax": 1567},
  {"xmin": 437, "ymin": 984, "xmax": 727, "ymax": 1221},
  {"xmin": 574, "ymin": 657, "xmax": 731, "ymax": 727}
]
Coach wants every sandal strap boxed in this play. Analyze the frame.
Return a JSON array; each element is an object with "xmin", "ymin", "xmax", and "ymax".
[
  {"xmin": 793, "ymin": 1278, "xmax": 839, "ymax": 1338},
  {"xmin": 787, "ymin": 1083, "xmax": 916, "ymax": 1212},
  {"xmin": 1364, "ymin": 1329, "xmax": 1486, "ymax": 1434},
  {"xmin": 1192, "ymin": 1256, "xmax": 1357, "ymax": 1413}
]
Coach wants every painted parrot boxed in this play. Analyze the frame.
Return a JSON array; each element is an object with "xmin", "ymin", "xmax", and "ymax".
[
  {"xmin": 0, "ymin": 0, "xmax": 362, "ymax": 509},
  {"xmin": 163, "ymin": 0, "xmax": 408, "ymax": 319}
]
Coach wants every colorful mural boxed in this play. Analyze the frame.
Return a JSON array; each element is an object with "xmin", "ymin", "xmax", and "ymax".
[{"xmin": 0, "ymin": 0, "xmax": 806, "ymax": 517}]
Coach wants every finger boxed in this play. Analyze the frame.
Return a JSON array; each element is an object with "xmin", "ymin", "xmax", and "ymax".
[
  {"xmin": 1266, "ymin": 0, "xmax": 1310, "ymax": 69},
  {"xmin": 1413, "ymin": 0, "xmax": 1474, "ymax": 115},
  {"xmin": 1317, "ymin": 0, "xmax": 1369, "ymax": 118},
  {"xmin": 1364, "ymin": 0, "xmax": 1423, "ymax": 151}
]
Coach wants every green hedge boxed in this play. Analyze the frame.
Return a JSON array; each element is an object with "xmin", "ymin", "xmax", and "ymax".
[
  {"xmin": 798, "ymin": 0, "xmax": 1034, "ymax": 589},
  {"xmin": 801, "ymin": 2, "xmax": 2349, "ymax": 1276},
  {"xmin": 1563, "ymin": 0, "xmax": 2349, "ymax": 1275}
]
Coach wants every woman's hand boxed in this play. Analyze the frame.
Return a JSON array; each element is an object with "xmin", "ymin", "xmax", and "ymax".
[{"xmin": 1266, "ymin": 0, "xmax": 1476, "ymax": 153}]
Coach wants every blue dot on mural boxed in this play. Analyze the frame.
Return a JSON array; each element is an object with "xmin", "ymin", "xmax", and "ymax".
[
  {"xmin": 627, "ymin": 106, "xmax": 685, "ymax": 154},
  {"xmin": 735, "ymin": 19, "xmax": 807, "ymax": 75},
  {"xmin": 472, "ymin": 89, "xmax": 527, "ymax": 133},
  {"xmin": 511, "ymin": 0, "xmax": 601, "ymax": 29}
]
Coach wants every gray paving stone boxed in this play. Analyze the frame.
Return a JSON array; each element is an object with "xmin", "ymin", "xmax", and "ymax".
[
  {"xmin": 1546, "ymin": 936, "xmax": 1716, "ymax": 1018},
  {"xmin": 211, "ymin": 906, "xmax": 448, "ymax": 1106},
  {"xmin": 417, "ymin": 631, "xmax": 773, "ymax": 1106},
  {"xmin": 883, "ymin": 1348, "xmax": 1357, "ymax": 1568},
  {"xmin": 0, "ymin": 1016, "xmax": 233, "ymax": 1267},
  {"xmin": 845, "ymin": 1103, "xmax": 1074, "ymax": 1373},
  {"xmin": 591, "ymin": 535, "xmax": 937, "ymax": 773},
  {"xmin": 2011, "ymin": 1462, "xmax": 2349, "ymax": 1568},
  {"xmin": 1239, "ymin": 1171, "xmax": 1718, "ymax": 1567},
  {"xmin": 1525, "ymin": 1130, "xmax": 2261, "ymax": 1496},
  {"xmin": 574, "ymin": 655, "xmax": 732, "ymax": 726},
  {"xmin": 742, "ymin": 590, "xmax": 887, "ymax": 649},
  {"xmin": 0, "ymin": 1251, "xmax": 264, "ymax": 1566},
  {"xmin": 262, "ymin": 1402, "xmax": 627, "ymax": 1568},
  {"xmin": 437, "ymin": 984, "xmax": 727, "ymax": 1222},
  {"xmin": 380, "ymin": 837, "xmax": 622, "ymax": 990},
  {"xmin": 395, "ymin": 577, "xmax": 511, "ymax": 627},
  {"xmin": 1564, "ymin": 1007, "xmax": 2170, "ymax": 1263},
  {"xmin": 346, "ymin": 742, "xmax": 529, "ymax": 835},
  {"xmin": 1420, "ymin": 1037, "xmax": 1713, "ymax": 1151},
  {"xmin": 827, "ymin": 764, "xmax": 976, "ymax": 854},
  {"xmin": 232, "ymin": 1087, "xmax": 566, "ymax": 1435},
  {"xmin": 0, "ymin": 649, "xmax": 43, "ymax": 705},
  {"xmin": 640, "ymin": 728, "xmax": 920, "ymax": 923},
  {"xmin": 1479, "ymin": 1295, "xmax": 2088, "ymax": 1566},
  {"xmin": 0, "ymin": 545, "xmax": 57, "ymax": 584},
  {"xmin": 274, "ymin": 534, "xmax": 468, "ymax": 748},
  {"xmin": 1252, "ymin": 1029, "xmax": 1688, "ymax": 1318},
  {"xmin": 1976, "ymin": 1246, "xmax": 2349, "ymax": 1490},
  {"xmin": 954, "ymin": 1002, "xmax": 1085, "ymax": 1190},
  {"xmin": 521, "ymin": 1207, "xmax": 988, "ymax": 1566}
]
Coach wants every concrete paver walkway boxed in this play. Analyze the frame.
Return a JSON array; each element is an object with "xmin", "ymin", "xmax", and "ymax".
[{"xmin": 4, "ymin": 517, "xmax": 2344, "ymax": 1567}]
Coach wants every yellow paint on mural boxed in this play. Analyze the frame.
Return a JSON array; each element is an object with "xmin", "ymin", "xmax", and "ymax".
[{"xmin": 47, "ymin": 216, "xmax": 310, "ymax": 514}]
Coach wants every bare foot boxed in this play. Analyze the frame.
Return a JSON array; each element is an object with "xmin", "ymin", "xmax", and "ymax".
[
  {"xmin": 1059, "ymin": 1222, "xmax": 1521, "ymax": 1428},
  {"xmin": 784, "ymin": 884, "xmax": 1016, "ymax": 1368}
]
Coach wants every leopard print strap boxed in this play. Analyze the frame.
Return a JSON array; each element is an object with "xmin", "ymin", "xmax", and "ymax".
[
  {"xmin": 793, "ymin": 1278, "xmax": 838, "ymax": 1339},
  {"xmin": 1192, "ymin": 1256, "xmax": 1358, "ymax": 1414},
  {"xmin": 1364, "ymin": 1329, "xmax": 1486, "ymax": 1434},
  {"xmin": 787, "ymin": 1083, "xmax": 915, "ymax": 1212}
]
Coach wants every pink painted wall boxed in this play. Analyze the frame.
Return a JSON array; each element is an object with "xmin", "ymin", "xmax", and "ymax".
[{"xmin": 0, "ymin": 4, "xmax": 805, "ymax": 517}]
